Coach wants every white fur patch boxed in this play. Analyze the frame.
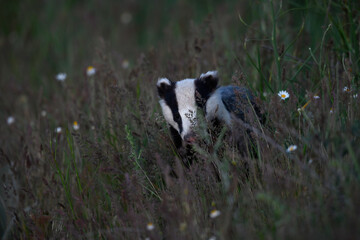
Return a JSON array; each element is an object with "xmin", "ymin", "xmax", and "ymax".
[
  {"xmin": 206, "ymin": 89, "xmax": 232, "ymax": 126},
  {"xmin": 200, "ymin": 71, "xmax": 218, "ymax": 79},
  {"xmin": 157, "ymin": 78, "xmax": 171, "ymax": 87},
  {"xmin": 174, "ymin": 79, "xmax": 197, "ymax": 139}
]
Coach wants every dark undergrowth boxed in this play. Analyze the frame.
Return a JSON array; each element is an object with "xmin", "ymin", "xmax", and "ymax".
[{"xmin": 1, "ymin": 0, "xmax": 360, "ymax": 239}]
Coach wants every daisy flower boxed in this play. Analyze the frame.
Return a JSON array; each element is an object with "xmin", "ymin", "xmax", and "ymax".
[
  {"xmin": 55, "ymin": 127, "xmax": 62, "ymax": 134},
  {"xmin": 146, "ymin": 222, "xmax": 155, "ymax": 231},
  {"xmin": 353, "ymin": 94, "xmax": 358, "ymax": 98},
  {"xmin": 286, "ymin": 145, "xmax": 297, "ymax": 153},
  {"xmin": 343, "ymin": 86, "xmax": 351, "ymax": 93},
  {"xmin": 278, "ymin": 90, "xmax": 289, "ymax": 100},
  {"xmin": 122, "ymin": 59, "xmax": 130, "ymax": 69},
  {"xmin": 86, "ymin": 66, "xmax": 96, "ymax": 76},
  {"xmin": 7, "ymin": 116, "xmax": 15, "ymax": 125},
  {"xmin": 56, "ymin": 73, "xmax": 67, "ymax": 81},
  {"xmin": 41, "ymin": 110, "xmax": 47, "ymax": 117},
  {"xmin": 210, "ymin": 209, "xmax": 221, "ymax": 219},
  {"xmin": 330, "ymin": 108, "xmax": 334, "ymax": 114},
  {"xmin": 313, "ymin": 95, "xmax": 320, "ymax": 99},
  {"xmin": 73, "ymin": 121, "xmax": 80, "ymax": 131}
]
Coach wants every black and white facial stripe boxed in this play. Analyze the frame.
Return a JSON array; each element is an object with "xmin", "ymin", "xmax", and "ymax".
[
  {"xmin": 157, "ymin": 71, "xmax": 219, "ymax": 143},
  {"xmin": 157, "ymin": 77, "xmax": 198, "ymax": 140},
  {"xmin": 157, "ymin": 78, "xmax": 183, "ymax": 134}
]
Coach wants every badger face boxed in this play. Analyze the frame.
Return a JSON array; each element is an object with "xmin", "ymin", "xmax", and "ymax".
[
  {"xmin": 157, "ymin": 78, "xmax": 197, "ymax": 141},
  {"xmin": 157, "ymin": 71, "xmax": 219, "ymax": 145}
]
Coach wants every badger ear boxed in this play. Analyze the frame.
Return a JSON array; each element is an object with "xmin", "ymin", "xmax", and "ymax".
[
  {"xmin": 157, "ymin": 78, "xmax": 173, "ymax": 99},
  {"xmin": 196, "ymin": 71, "xmax": 219, "ymax": 93}
]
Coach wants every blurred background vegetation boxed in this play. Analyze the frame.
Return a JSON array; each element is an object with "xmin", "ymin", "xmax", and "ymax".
[
  {"xmin": 1, "ymin": 0, "xmax": 360, "ymax": 239},
  {"xmin": 1, "ymin": 0, "xmax": 359, "ymax": 96}
]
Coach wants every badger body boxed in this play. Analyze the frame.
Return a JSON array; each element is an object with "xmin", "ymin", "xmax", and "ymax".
[
  {"xmin": 157, "ymin": 71, "xmax": 259, "ymax": 149},
  {"xmin": 206, "ymin": 85, "xmax": 255, "ymax": 127}
]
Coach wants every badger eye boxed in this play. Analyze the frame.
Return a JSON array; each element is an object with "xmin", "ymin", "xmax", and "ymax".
[{"xmin": 174, "ymin": 113, "xmax": 181, "ymax": 122}]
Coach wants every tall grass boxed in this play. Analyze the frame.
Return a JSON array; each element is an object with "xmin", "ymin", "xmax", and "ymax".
[{"xmin": 1, "ymin": 0, "xmax": 360, "ymax": 239}]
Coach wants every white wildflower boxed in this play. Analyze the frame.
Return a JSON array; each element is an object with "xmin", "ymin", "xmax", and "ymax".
[
  {"xmin": 343, "ymin": 86, "xmax": 351, "ymax": 93},
  {"xmin": 278, "ymin": 90, "xmax": 289, "ymax": 100},
  {"xmin": 146, "ymin": 222, "xmax": 155, "ymax": 231},
  {"xmin": 86, "ymin": 66, "xmax": 96, "ymax": 76},
  {"xmin": 7, "ymin": 116, "xmax": 15, "ymax": 125},
  {"xmin": 210, "ymin": 209, "xmax": 221, "ymax": 219},
  {"xmin": 286, "ymin": 145, "xmax": 297, "ymax": 153},
  {"xmin": 73, "ymin": 121, "xmax": 79, "ymax": 131},
  {"xmin": 56, "ymin": 73, "xmax": 67, "ymax": 81},
  {"xmin": 122, "ymin": 59, "xmax": 130, "ymax": 69},
  {"xmin": 55, "ymin": 127, "xmax": 62, "ymax": 134}
]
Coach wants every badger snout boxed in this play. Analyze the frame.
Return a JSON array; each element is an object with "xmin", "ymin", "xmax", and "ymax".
[{"xmin": 184, "ymin": 133, "xmax": 196, "ymax": 144}]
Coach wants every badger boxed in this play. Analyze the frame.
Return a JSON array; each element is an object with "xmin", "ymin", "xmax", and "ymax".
[{"xmin": 157, "ymin": 71, "xmax": 262, "ymax": 153}]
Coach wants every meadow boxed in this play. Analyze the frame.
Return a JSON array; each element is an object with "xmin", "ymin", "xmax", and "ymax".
[{"xmin": 1, "ymin": 0, "xmax": 360, "ymax": 239}]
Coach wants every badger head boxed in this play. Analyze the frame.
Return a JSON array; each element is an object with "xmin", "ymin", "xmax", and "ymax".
[{"xmin": 157, "ymin": 71, "xmax": 218, "ymax": 146}]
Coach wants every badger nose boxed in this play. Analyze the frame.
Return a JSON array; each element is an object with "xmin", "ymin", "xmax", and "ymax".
[{"xmin": 184, "ymin": 133, "xmax": 196, "ymax": 144}]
